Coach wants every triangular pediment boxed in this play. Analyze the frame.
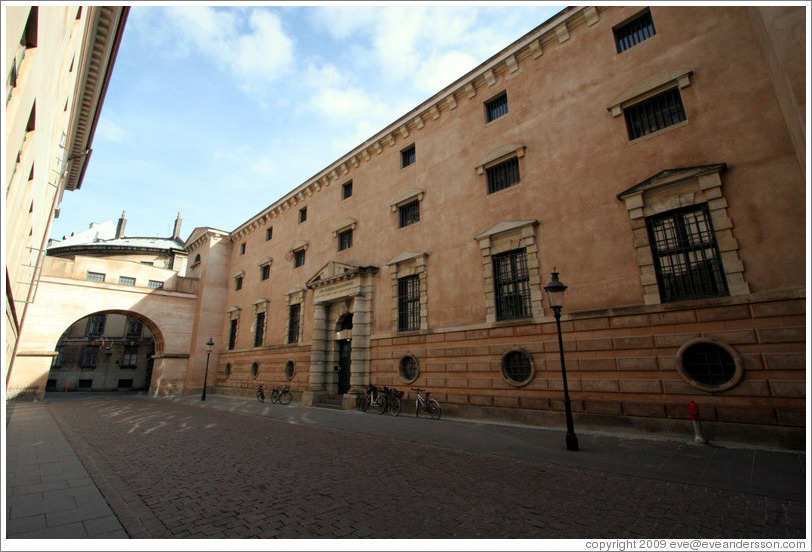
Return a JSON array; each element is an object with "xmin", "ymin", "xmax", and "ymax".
[{"xmin": 306, "ymin": 261, "xmax": 360, "ymax": 288}]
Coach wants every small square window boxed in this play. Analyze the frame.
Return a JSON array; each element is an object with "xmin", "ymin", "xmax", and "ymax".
[
  {"xmin": 240, "ymin": 243, "xmax": 246, "ymax": 255},
  {"xmin": 261, "ymin": 264, "xmax": 270, "ymax": 280},
  {"xmin": 342, "ymin": 181, "xmax": 353, "ymax": 200},
  {"xmin": 148, "ymin": 280, "xmax": 163, "ymax": 289},
  {"xmin": 86, "ymin": 271, "xmax": 105, "ymax": 282},
  {"xmin": 119, "ymin": 276, "xmax": 135, "ymax": 286},
  {"xmin": 235, "ymin": 275, "xmax": 243, "ymax": 291},
  {"xmin": 615, "ymin": 10, "xmax": 656, "ymax": 53},
  {"xmin": 294, "ymin": 249, "xmax": 306, "ymax": 267},
  {"xmin": 299, "ymin": 207, "xmax": 307, "ymax": 223},
  {"xmin": 338, "ymin": 229, "xmax": 353, "ymax": 251},
  {"xmin": 485, "ymin": 93, "xmax": 509, "ymax": 123},
  {"xmin": 398, "ymin": 200, "xmax": 420, "ymax": 228},
  {"xmin": 266, "ymin": 227, "xmax": 273, "ymax": 241},
  {"xmin": 401, "ymin": 145, "xmax": 416, "ymax": 168}
]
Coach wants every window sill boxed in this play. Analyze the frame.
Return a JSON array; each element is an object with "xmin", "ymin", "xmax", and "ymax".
[{"xmin": 628, "ymin": 119, "xmax": 688, "ymax": 144}]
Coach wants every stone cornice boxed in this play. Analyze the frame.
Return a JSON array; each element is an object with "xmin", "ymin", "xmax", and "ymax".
[{"xmin": 231, "ymin": 6, "xmax": 596, "ymax": 237}]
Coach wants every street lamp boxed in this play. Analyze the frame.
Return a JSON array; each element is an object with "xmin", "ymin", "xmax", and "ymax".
[
  {"xmin": 201, "ymin": 337, "xmax": 214, "ymax": 401},
  {"xmin": 544, "ymin": 268, "xmax": 579, "ymax": 451}
]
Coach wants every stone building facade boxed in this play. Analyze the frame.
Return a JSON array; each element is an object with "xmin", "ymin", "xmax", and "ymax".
[{"xmin": 193, "ymin": 6, "xmax": 806, "ymax": 448}]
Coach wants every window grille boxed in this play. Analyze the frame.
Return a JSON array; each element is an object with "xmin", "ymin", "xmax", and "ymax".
[
  {"xmin": 288, "ymin": 303, "xmax": 301, "ymax": 344},
  {"xmin": 397, "ymin": 275, "xmax": 420, "ymax": 331},
  {"xmin": 615, "ymin": 10, "xmax": 656, "ymax": 53},
  {"xmin": 119, "ymin": 276, "xmax": 135, "ymax": 286},
  {"xmin": 398, "ymin": 200, "xmax": 420, "ymax": 228},
  {"xmin": 254, "ymin": 312, "xmax": 265, "ymax": 347},
  {"xmin": 493, "ymin": 248, "xmax": 532, "ymax": 320},
  {"xmin": 294, "ymin": 249, "xmax": 306, "ymax": 267},
  {"xmin": 399, "ymin": 355, "xmax": 419, "ymax": 381},
  {"xmin": 624, "ymin": 87, "xmax": 686, "ymax": 140},
  {"xmin": 148, "ymin": 280, "xmax": 164, "ymax": 289},
  {"xmin": 646, "ymin": 204, "xmax": 728, "ymax": 302},
  {"xmin": 338, "ymin": 229, "xmax": 353, "ymax": 251},
  {"xmin": 401, "ymin": 145, "xmax": 416, "ymax": 168},
  {"xmin": 86, "ymin": 271, "xmax": 105, "ymax": 282},
  {"xmin": 486, "ymin": 93, "xmax": 509, "ymax": 122},
  {"xmin": 228, "ymin": 319, "xmax": 238, "ymax": 350},
  {"xmin": 342, "ymin": 181, "xmax": 353, "ymax": 199},
  {"xmin": 486, "ymin": 157, "xmax": 520, "ymax": 194},
  {"xmin": 502, "ymin": 350, "xmax": 533, "ymax": 384},
  {"xmin": 682, "ymin": 342, "xmax": 736, "ymax": 386}
]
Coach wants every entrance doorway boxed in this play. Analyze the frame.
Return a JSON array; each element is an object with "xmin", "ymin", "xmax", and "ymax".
[{"xmin": 338, "ymin": 340, "xmax": 351, "ymax": 394}]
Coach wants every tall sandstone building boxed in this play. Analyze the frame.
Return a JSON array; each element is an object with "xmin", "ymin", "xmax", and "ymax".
[{"xmin": 7, "ymin": 6, "xmax": 806, "ymax": 449}]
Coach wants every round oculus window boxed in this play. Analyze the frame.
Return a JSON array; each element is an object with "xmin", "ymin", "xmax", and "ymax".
[
  {"xmin": 677, "ymin": 339, "xmax": 742, "ymax": 392},
  {"xmin": 399, "ymin": 355, "xmax": 419, "ymax": 383},
  {"xmin": 251, "ymin": 362, "xmax": 259, "ymax": 379},
  {"xmin": 285, "ymin": 361, "xmax": 295, "ymax": 380},
  {"xmin": 501, "ymin": 349, "xmax": 534, "ymax": 386}
]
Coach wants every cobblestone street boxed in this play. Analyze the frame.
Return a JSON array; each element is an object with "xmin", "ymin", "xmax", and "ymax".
[{"xmin": 6, "ymin": 394, "xmax": 807, "ymax": 539}]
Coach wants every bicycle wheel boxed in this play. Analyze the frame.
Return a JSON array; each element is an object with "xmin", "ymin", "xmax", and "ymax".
[
  {"xmin": 361, "ymin": 395, "xmax": 371, "ymax": 412},
  {"xmin": 427, "ymin": 399, "xmax": 441, "ymax": 420},
  {"xmin": 257, "ymin": 389, "xmax": 265, "ymax": 403},
  {"xmin": 375, "ymin": 396, "xmax": 386, "ymax": 415},
  {"xmin": 279, "ymin": 390, "xmax": 292, "ymax": 405},
  {"xmin": 270, "ymin": 390, "xmax": 280, "ymax": 403},
  {"xmin": 389, "ymin": 397, "xmax": 401, "ymax": 417}
]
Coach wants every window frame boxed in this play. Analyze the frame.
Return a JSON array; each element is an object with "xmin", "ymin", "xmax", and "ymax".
[
  {"xmin": 401, "ymin": 144, "xmax": 416, "ymax": 168},
  {"xmin": 287, "ymin": 303, "xmax": 302, "ymax": 344},
  {"xmin": 118, "ymin": 276, "xmax": 136, "ymax": 286},
  {"xmin": 299, "ymin": 207, "xmax": 307, "ymax": 223},
  {"xmin": 614, "ymin": 9, "xmax": 656, "ymax": 54},
  {"xmin": 624, "ymin": 86, "xmax": 687, "ymax": 141},
  {"xmin": 338, "ymin": 228, "xmax": 353, "ymax": 251},
  {"xmin": 342, "ymin": 180, "xmax": 353, "ymax": 200},
  {"xmin": 86, "ymin": 271, "xmax": 105, "ymax": 282},
  {"xmin": 254, "ymin": 311, "xmax": 266, "ymax": 347},
  {"xmin": 485, "ymin": 91, "xmax": 509, "ymax": 123},
  {"xmin": 501, "ymin": 348, "xmax": 535, "ymax": 387},
  {"xmin": 492, "ymin": 248, "xmax": 533, "ymax": 321},
  {"xmin": 397, "ymin": 274, "xmax": 421, "ymax": 332}
]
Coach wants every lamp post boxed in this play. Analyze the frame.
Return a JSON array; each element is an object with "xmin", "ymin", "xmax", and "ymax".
[
  {"xmin": 201, "ymin": 337, "xmax": 214, "ymax": 401},
  {"xmin": 544, "ymin": 268, "xmax": 579, "ymax": 451}
]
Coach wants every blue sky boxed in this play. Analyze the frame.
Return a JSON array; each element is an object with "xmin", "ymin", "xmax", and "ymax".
[{"xmin": 50, "ymin": 3, "xmax": 566, "ymax": 242}]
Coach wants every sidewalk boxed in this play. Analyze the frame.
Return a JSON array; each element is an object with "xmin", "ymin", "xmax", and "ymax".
[{"xmin": 3, "ymin": 393, "xmax": 808, "ymax": 540}]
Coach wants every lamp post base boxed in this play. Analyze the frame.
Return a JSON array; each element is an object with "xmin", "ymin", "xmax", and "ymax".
[{"xmin": 566, "ymin": 431, "xmax": 579, "ymax": 451}]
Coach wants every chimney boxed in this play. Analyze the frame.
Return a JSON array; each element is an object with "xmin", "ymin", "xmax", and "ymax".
[
  {"xmin": 172, "ymin": 212, "xmax": 182, "ymax": 240},
  {"xmin": 116, "ymin": 211, "xmax": 127, "ymax": 238}
]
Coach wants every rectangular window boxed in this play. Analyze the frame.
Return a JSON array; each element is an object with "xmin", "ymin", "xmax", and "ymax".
[
  {"xmin": 235, "ymin": 275, "xmax": 243, "ymax": 290},
  {"xmin": 86, "ymin": 271, "xmax": 105, "ymax": 282},
  {"xmin": 615, "ymin": 10, "xmax": 656, "ymax": 53},
  {"xmin": 261, "ymin": 264, "xmax": 270, "ymax": 280},
  {"xmin": 122, "ymin": 345, "xmax": 139, "ymax": 368},
  {"xmin": 266, "ymin": 227, "xmax": 273, "ymax": 241},
  {"xmin": 240, "ymin": 243, "xmax": 246, "ymax": 255},
  {"xmin": 338, "ymin": 229, "xmax": 353, "ymax": 251},
  {"xmin": 493, "ymin": 248, "xmax": 532, "ymax": 321},
  {"xmin": 398, "ymin": 200, "xmax": 420, "ymax": 228},
  {"xmin": 78, "ymin": 379, "xmax": 93, "ymax": 389},
  {"xmin": 119, "ymin": 276, "xmax": 135, "ymax": 286},
  {"xmin": 486, "ymin": 157, "xmax": 521, "ymax": 194},
  {"xmin": 288, "ymin": 303, "xmax": 301, "ymax": 344},
  {"xmin": 624, "ymin": 87, "xmax": 686, "ymax": 140},
  {"xmin": 148, "ymin": 280, "xmax": 164, "ymax": 289},
  {"xmin": 228, "ymin": 319, "xmax": 238, "ymax": 350},
  {"xmin": 254, "ymin": 312, "xmax": 265, "ymax": 347},
  {"xmin": 82, "ymin": 346, "xmax": 99, "ymax": 368},
  {"xmin": 299, "ymin": 207, "xmax": 307, "ymax": 223},
  {"xmin": 342, "ymin": 181, "xmax": 353, "ymax": 199},
  {"xmin": 126, "ymin": 318, "xmax": 143, "ymax": 337},
  {"xmin": 86, "ymin": 315, "xmax": 105, "ymax": 336},
  {"xmin": 46, "ymin": 379, "xmax": 57, "ymax": 390},
  {"xmin": 646, "ymin": 204, "xmax": 728, "ymax": 303},
  {"xmin": 401, "ymin": 145, "xmax": 416, "ymax": 168},
  {"xmin": 397, "ymin": 275, "xmax": 421, "ymax": 332},
  {"xmin": 294, "ymin": 249, "xmax": 306, "ymax": 268},
  {"xmin": 117, "ymin": 379, "xmax": 134, "ymax": 389},
  {"xmin": 485, "ymin": 93, "xmax": 509, "ymax": 122}
]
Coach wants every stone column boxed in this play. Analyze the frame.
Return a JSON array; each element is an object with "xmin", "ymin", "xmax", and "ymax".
[
  {"xmin": 348, "ymin": 277, "xmax": 373, "ymax": 404},
  {"xmin": 303, "ymin": 302, "xmax": 328, "ymax": 406}
]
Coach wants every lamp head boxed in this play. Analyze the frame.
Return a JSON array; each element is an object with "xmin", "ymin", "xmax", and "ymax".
[{"xmin": 544, "ymin": 267, "xmax": 567, "ymax": 309}]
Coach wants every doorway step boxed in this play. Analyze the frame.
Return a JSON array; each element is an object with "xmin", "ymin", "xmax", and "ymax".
[{"xmin": 313, "ymin": 394, "xmax": 345, "ymax": 410}]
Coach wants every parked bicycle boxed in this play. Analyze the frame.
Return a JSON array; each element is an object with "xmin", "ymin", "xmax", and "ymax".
[
  {"xmin": 256, "ymin": 383, "xmax": 292, "ymax": 405},
  {"xmin": 361, "ymin": 385, "xmax": 385, "ymax": 413},
  {"xmin": 412, "ymin": 388, "xmax": 441, "ymax": 420},
  {"xmin": 377, "ymin": 386, "xmax": 403, "ymax": 416}
]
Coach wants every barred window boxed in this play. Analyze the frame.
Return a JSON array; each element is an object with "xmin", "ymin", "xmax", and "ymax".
[
  {"xmin": 288, "ymin": 303, "xmax": 301, "ymax": 344},
  {"xmin": 486, "ymin": 157, "xmax": 520, "ymax": 194},
  {"xmin": 615, "ymin": 10, "xmax": 656, "ymax": 53},
  {"xmin": 401, "ymin": 145, "xmax": 416, "ymax": 168},
  {"xmin": 398, "ymin": 200, "xmax": 420, "ymax": 228},
  {"xmin": 86, "ymin": 271, "xmax": 105, "ymax": 282},
  {"xmin": 624, "ymin": 87, "xmax": 686, "ymax": 140},
  {"xmin": 254, "ymin": 312, "xmax": 265, "ymax": 347},
  {"xmin": 493, "ymin": 248, "xmax": 532, "ymax": 320},
  {"xmin": 502, "ymin": 350, "xmax": 533, "ymax": 385},
  {"xmin": 228, "ymin": 319, "xmax": 238, "ymax": 350},
  {"xmin": 646, "ymin": 204, "xmax": 728, "ymax": 302},
  {"xmin": 485, "ymin": 93, "xmax": 509, "ymax": 122},
  {"xmin": 148, "ymin": 280, "xmax": 164, "ymax": 289},
  {"xmin": 399, "ymin": 355, "xmax": 419, "ymax": 382},
  {"xmin": 342, "ymin": 181, "xmax": 353, "ymax": 200},
  {"xmin": 338, "ymin": 229, "xmax": 353, "ymax": 251},
  {"xmin": 119, "ymin": 276, "xmax": 135, "ymax": 286},
  {"xmin": 397, "ymin": 275, "xmax": 420, "ymax": 332}
]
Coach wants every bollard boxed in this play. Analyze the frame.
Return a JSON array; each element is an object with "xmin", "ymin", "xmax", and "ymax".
[{"xmin": 688, "ymin": 401, "xmax": 707, "ymax": 444}]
